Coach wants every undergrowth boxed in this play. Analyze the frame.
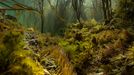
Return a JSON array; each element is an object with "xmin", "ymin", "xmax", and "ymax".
[{"xmin": 0, "ymin": 5, "xmax": 134, "ymax": 74}]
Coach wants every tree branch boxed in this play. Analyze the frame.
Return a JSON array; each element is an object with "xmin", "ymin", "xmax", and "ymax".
[
  {"xmin": 0, "ymin": 0, "xmax": 40, "ymax": 14},
  {"xmin": 0, "ymin": 8, "xmax": 32, "ymax": 10},
  {"xmin": 0, "ymin": 2, "xmax": 13, "ymax": 8},
  {"xmin": 11, "ymin": 0, "xmax": 34, "ymax": 9}
]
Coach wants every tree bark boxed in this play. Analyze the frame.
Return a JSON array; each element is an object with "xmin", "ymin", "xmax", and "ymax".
[
  {"xmin": 41, "ymin": 0, "xmax": 44, "ymax": 33},
  {"xmin": 72, "ymin": 0, "xmax": 84, "ymax": 28},
  {"xmin": 102, "ymin": 0, "xmax": 112, "ymax": 24},
  {"xmin": 38, "ymin": 0, "xmax": 44, "ymax": 33}
]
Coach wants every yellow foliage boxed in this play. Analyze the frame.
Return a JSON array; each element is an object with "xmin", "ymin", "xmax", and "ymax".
[
  {"xmin": 47, "ymin": 46, "xmax": 76, "ymax": 75},
  {"xmin": 0, "ymin": 21, "xmax": 44, "ymax": 75}
]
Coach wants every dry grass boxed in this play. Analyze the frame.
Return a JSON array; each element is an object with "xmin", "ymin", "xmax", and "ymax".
[{"xmin": 48, "ymin": 46, "xmax": 77, "ymax": 75}]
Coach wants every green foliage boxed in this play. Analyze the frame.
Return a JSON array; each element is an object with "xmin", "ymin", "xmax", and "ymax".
[
  {"xmin": 0, "ymin": 30, "xmax": 24, "ymax": 70},
  {"xmin": 1, "ymin": 19, "xmax": 133, "ymax": 75},
  {"xmin": 116, "ymin": 0, "xmax": 134, "ymax": 20},
  {"xmin": 7, "ymin": 50, "xmax": 44, "ymax": 75},
  {"xmin": 0, "ymin": 22, "xmax": 44, "ymax": 75},
  {"xmin": 59, "ymin": 19, "xmax": 134, "ymax": 75},
  {"xmin": 113, "ymin": 0, "xmax": 134, "ymax": 28},
  {"xmin": 1, "ymin": 2, "xmax": 134, "ymax": 74}
]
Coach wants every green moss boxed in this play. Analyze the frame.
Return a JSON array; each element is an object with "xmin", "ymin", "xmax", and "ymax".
[
  {"xmin": 0, "ymin": 22, "xmax": 44, "ymax": 75},
  {"xmin": 58, "ymin": 19, "xmax": 134, "ymax": 74}
]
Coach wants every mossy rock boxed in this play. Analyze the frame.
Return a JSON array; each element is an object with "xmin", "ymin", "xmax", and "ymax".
[
  {"xmin": 0, "ymin": 22, "xmax": 44, "ymax": 75},
  {"xmin": 6, "ymin": 50, "xmax": 44, "ymax": 75}
]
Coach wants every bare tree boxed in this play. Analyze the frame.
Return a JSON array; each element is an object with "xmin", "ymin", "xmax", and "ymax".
[
  {"xmin": 38, "ymin": 0, "xmax": 44, "ymax": 33},
  {"xmin": 72, "ymin": 0, "xmax": 84, "ymax": 28},
  {"xmin": 90, "ymin": 0, "xmax": 103, "ymax": 21},
  {"xmin": 47, "ymin": 0, "xmax": 71, "ymax": 34},
  {"xmin": 102, "ymin": 0, "xmax": 112, "ymax": 24}
]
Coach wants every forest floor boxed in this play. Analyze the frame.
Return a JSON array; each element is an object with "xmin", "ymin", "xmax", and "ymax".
[{"xmin": 0, "ymin": 19, "xmax": 134, "ymax": 75}]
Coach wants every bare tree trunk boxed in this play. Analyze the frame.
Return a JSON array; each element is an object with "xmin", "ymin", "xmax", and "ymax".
[
  {"xmin": 39, "ymin": 0, "xmax": 44, "ymax": 33},
  {"xmin": 72, "ymin": 0, "xmax": 84, "ymax": 28},
  {"xmin": 102, "ymin": 0, "xmax": 112, "ymax": 24},
  {"xmin": 102, "ymin": 0, "xmax": 107, "ymax": 20}
]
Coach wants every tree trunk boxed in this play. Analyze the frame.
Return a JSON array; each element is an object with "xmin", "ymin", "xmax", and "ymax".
[
  {"xmin": 102, "ymin": 0, "xmax": 112, "ymax": 24},
  {"xmin": 102, "ymin": 0, "xmax": 107, "ymax": 20},
  {"xmin": 72, "ymin": 0, "xmax": 84, "ymax": 28},
  {"xmin": 39, "ymin": 0, "xmax": 44, "ymax": 33}
]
